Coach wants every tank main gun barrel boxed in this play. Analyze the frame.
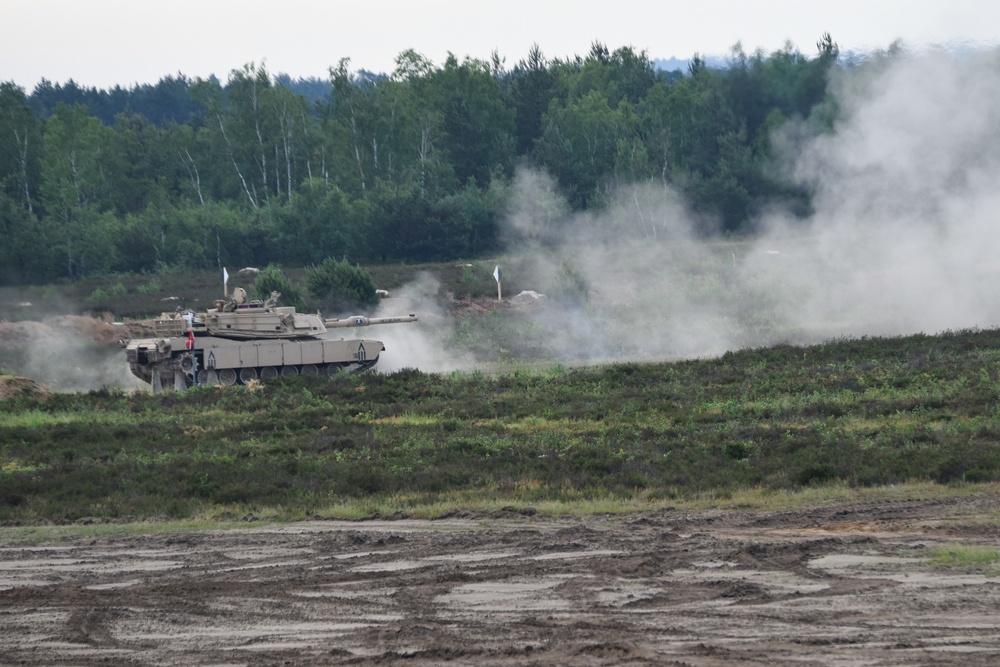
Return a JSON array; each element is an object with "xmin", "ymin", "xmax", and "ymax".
[{"xmin": 324, "ymin": 314, "xmax": 418, "ymax": 329}]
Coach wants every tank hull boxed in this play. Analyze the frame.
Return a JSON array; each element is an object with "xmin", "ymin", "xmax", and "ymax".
[{"xmin": 125, "ymin": 334, "xmax": 384, "ymax": 392}]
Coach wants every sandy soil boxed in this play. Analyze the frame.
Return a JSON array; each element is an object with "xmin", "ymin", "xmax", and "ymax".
[
  {"xmin": 0, "ymin": 375, "xmax": 50, "ymax": 400},
  {"xmin": 2, "ymin": 495, "xmax": 1000, "ymax": 666}
]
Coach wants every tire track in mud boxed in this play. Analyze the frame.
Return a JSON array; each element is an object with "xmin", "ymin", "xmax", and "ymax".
[{"xmin": 1, "ymin": 497, "xmax": 1000, "ymax": 665}]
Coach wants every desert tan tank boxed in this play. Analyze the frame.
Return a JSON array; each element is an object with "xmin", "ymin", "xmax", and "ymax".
[{"xmin": 122, "ymin": 287, "xmax": 417, "ymax": 392}]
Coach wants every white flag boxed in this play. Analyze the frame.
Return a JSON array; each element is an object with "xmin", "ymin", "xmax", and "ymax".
[
  {"xmin": 223, "ymin": 267, "xmax": 229, "ymax": 286},
  {"xmin": 493, "ymin": 265, "xmax": 502, "ymax": 283}
]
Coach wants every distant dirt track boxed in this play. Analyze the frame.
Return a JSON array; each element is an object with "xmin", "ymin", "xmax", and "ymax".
[{"xmin": 2, "ymin": 495, "xmax": 1000, "ymax": 665}]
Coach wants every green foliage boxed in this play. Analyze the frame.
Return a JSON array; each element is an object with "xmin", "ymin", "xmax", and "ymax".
[
  {"xmin": 510, "ymin": 44, "xmax": 555, "ymax": 154},
  {"xmin": 85, "ymin": 282, "xmax": 125, "ymax": 303},
  {"xmin": 6, "ymin": 327, "xmax": 1000, "ymax": 522},
  {"xmin": 535, "ymin": 90, "xmax": 633, "ymax": 208},
  {"xmin": 929, "ymin": 545, "xmax": 1000, "ymax": 574},
  {"xmin": 4, "ymin": 40, "xmax": 853, "ymax": 286},
  {"xmin": 367, "ymin": 182, "xmax": 502, "ymax": 262},
  {"xmin": 427, "ymin": 54, "xmax": 517, "ymax": 186},
  {"xmin": 304, "ymin": 257, "xmax": 378, "ymax": 313},
  {"xmin": 274, "ymin": 181, "xmax": 368, "ymax": 263},
  {"xmin": 250, "ymin": 265, "xmax": 306, "ymax": 310}
]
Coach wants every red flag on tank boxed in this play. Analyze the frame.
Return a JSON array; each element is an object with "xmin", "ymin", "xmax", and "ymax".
[{"xmin": 186, "ymin": 329, "xmax": 195, "ymax": 350}]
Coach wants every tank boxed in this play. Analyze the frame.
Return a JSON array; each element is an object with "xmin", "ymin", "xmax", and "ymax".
[{"xmin": 122, "ymin": 287, "xmax": 417, "ymax": 392}]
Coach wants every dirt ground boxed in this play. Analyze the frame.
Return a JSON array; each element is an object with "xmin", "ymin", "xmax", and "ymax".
[{"xmin": 2, "ymin": 495, "xmax": 999, "ymax": 666}]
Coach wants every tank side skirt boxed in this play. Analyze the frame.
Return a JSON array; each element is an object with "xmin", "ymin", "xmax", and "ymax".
[
  {"xmin": 132, "ymin": 336, "xmax": 384, "ymax": 390},
  {"xmin": 186, "ymin": 337, "xmax": 384, "ymax": 370}
]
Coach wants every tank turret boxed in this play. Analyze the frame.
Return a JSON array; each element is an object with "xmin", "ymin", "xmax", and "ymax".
[{"xmin": 122, "ymin": 288, "xmax": 417, "ymax": 393}]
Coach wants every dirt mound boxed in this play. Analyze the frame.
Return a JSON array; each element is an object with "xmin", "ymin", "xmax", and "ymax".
[
  {"xmin": 0, "ymin": 315, "xmax": 133, "ymax": 348},
  {"xmin": 49, "ymin": 315, "xmax": 129, "ymax": 344},
  {"xmin": 447, "ymin": 294, "xmax": 505, "ymax": 315},
  {"xmin": 447, "ymin": 293, "xmax": 547, "ymax": 316},
  {"xmin": 0, "ymin": 374, "xmax": 50, "ymax": 400}
]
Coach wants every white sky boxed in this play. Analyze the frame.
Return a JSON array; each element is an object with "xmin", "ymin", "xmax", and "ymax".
[{"xmin": 3, "ymin": 0, "xmax": 998, "ymax": 90}]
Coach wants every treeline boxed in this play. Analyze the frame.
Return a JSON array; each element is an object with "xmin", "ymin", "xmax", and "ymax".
[{"xmin": 0, "ymin": 37, "xmax": 841, "ymax": 285}]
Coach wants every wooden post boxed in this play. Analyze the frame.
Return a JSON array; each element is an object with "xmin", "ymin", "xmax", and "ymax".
[{"xmin": 493, "ymin": 265, "xmax": 503, "ymax": 302}]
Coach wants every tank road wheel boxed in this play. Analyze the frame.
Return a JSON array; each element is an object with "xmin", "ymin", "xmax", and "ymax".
[
  {"xmin": 198, "ymin": 369, "xmax": 220, "ymax": 386},
  {"xmin": 325, "ymin": 364, "xmax": 346, "ymax": 378},
  {"xmin": 280, "ymin": 366, "xmax": 298, "ymax": 377},
  {"xmin": 218, "ymin": 368, "xmax": 238, "ymax": 386},
  {"xmin": 239, "ymin": 367, "xmax": 259, "ymax": 384},
  {"xmin": 259, "ymin": 366, "xmax": 279, "ymax": 380},
  {"xmin": 300, "ymin": 364, "xmax": 319, "ymax": 376}
]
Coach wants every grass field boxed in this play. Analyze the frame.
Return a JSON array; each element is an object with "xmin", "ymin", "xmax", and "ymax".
[{"xmin": 3, "ymin": 325, "xmax": 1000, "ymax": 523}]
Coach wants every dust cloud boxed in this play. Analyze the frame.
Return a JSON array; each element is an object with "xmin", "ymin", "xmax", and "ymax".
[
  {"xmin": 370, "ymin": 273, "xmax": 476, "ymax": 374},
  {"xmin": 0, "ymin": 315, "xmax": 145, "ymax": 392},
  {"xmin": 468, "ymin": 47, "xmax": 1000, "ymax": 367}
]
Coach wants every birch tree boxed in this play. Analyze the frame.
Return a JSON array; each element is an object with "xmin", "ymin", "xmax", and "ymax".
[{"xmin": 0, "ymin": 83, "xmax": 41, "ymax": 213}]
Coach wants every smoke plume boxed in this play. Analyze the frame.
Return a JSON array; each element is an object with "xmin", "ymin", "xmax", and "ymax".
[
  {"xmin": 371, "ymin": 272, "xmax": 476, "ymax": 373},
  {"xmin": 450, "ymin": 47, "xmax": 1000, "ymax": 368}
]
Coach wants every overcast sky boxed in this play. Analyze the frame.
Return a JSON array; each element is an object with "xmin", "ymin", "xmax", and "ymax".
[{"xmin": 4, "ymin": 0, "xmax": 998, "ymax": 90}]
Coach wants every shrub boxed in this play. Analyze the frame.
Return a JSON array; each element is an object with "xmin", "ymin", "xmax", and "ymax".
[
  {"xmin": 85, "ymin": 282, "xmax": 126, "ymax": 303},
  {"xmin": 251, "ymin": 265, "xmax": 307, "ymax": 311},
  {"xmin": 305, "ymin": 258, "xmax": 379, "ymax": 313},
  {"xmin": 460, "ymin": 264, "xmax": 477, "ymax": 285}
]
